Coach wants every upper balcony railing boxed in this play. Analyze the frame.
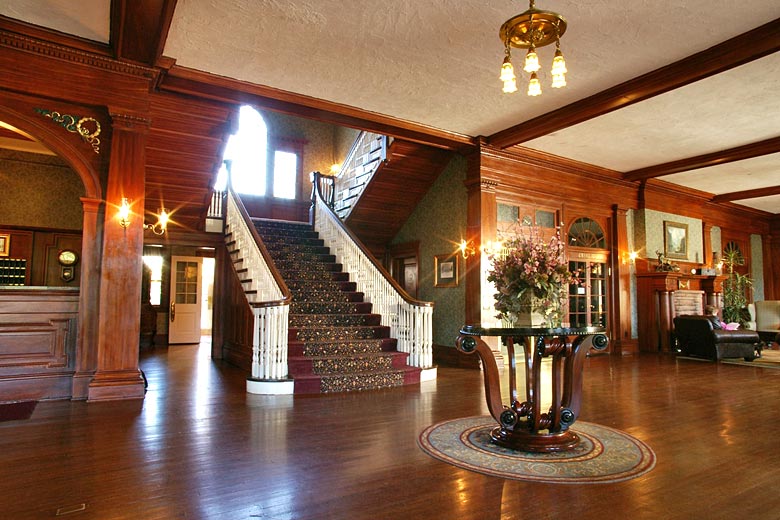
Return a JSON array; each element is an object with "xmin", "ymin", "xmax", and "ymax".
[{"xmin": 332, "ymin": 132, "xmax": 388, "ymax": 220}]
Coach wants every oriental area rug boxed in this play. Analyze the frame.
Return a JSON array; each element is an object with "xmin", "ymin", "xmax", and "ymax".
[
  {"xmin": 418, "ymin": 416, "xmax": 655, "ymax": 484},
  {"xmin": 721, "ymin": 349, "xmax": 780, "ymax": 369}
]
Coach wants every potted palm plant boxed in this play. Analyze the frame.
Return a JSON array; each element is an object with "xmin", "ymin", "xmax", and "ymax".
[{"xmin": 721, "ymin": 244, "xmax": 752, "ymax": 326}]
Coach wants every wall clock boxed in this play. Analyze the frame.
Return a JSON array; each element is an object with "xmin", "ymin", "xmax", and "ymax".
[{"xmin": 57, "ymin": 249, "xmax": 79, "ymax": 266}]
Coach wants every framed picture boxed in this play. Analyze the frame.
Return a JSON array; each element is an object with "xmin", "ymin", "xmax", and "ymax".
[
  {"xmin": 434, "ymin": 254, "xmax": 458, "ymax": 288},
  {"xmin": 0, "ymin": 233, "xmax": 9, "ymax": 257},
  {"xmin": 664, "ymin": 221, "xmax": 688, "ymax": 260}
]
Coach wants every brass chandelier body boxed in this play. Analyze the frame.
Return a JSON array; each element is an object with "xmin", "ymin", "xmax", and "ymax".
[{"xmin": 499, "ymin": 1, "xmax": 568, "ymax": 96}]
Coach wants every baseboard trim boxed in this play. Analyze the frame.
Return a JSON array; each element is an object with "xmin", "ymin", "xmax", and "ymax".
[{"xmin": 247, "ymin": 378, "xmax": 295, "ymax": 395}]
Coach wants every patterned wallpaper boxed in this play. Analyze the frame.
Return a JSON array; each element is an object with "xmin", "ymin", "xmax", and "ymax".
[
  {"xmin": 392, "ymin": 155, "xmax": 467, "ymax": 347},
  {"xmin": 634, "ymin": 209, "xmax": 704, "ymax": 263},
  {"xmin": 0, "ymin": 149, "xmax": 84, "ymax": 229},
  {"xmin": 751, "ymin": 234, "xmax": 765, "ymax": 301},
  {"xmin": 263, "ymin": 111, "xmax": 351, "ymax": 178}
]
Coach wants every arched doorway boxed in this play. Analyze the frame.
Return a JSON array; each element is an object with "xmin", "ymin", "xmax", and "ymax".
[
  {"xmin": 567, "ymin": 217, "xmax": 609, "ymax": 333},
  {"xmin": 0, "ymin": 102, "xmax": 105, "ymax": 400}
]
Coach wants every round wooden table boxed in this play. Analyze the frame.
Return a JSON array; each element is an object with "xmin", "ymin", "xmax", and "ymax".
[{"xmin": 456, "ymin": 325, "xmax": 608, "ymax": 453}]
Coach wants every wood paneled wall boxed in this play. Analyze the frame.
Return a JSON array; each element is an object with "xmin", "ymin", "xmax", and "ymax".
[
  {"xmin": 467, "ymin": 143, "xmax": 774, "ymax": 355},
  {"xmin": 0, "ymin": 288, "xmax": 79, "ymax": 400},
  {"xmin": 216, "ymin": 244, "xmax": 255, "ymax": 371}
]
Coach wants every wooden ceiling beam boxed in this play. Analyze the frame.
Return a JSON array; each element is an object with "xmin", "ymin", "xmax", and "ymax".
[
  {"xmin": 111, "ymin": 0, "xmax": 178, "ymax": 65},
  {"xmin": 624, "ymin": 136, "xmax": 780, "ymax": 182},
  {"xmin": 160, "ymin": 65, "xmax": 476, "ymax": 152},
  {"xmin": 488, "ymin": 18, "xmax": 780, "ymax": 149},
  {"xmin": 712, "ymin": 185, "xmax": 780, "ymax": 203}
]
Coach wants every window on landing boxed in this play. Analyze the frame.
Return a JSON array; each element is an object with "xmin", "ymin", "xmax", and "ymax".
[
  {"xmin": 273, "ymin": 150, "xmax": 297, "ymax": 199},
  {"xmin": 216, "ymin": 105, "xmax": 268, "ymax": 195}
]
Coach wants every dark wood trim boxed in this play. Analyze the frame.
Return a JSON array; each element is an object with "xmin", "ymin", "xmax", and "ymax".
[
  {"xmin": 711, "ymin": 185, "xmax": 780, "ymax": 203},
  {"xmin": 488, "ymin": 18, "xmax": 780, "ymax": 148},
  {"xmin": 482, "ymin": 145, "xmax": 631, "ymax": 188},
  {"xmin": 624, "ymin": 136, "xmax": 780, "ymax": 182},
  {"xmin": 160, "ymin": 65, "xmax": 476, "ymax": 152},
  {"xmin": 111, "ymin": 0, "xmax": 178, "ymax": 66},
  {"xmin": 0, "ymin": 15, "xmax": 111, "ymax": 56}
]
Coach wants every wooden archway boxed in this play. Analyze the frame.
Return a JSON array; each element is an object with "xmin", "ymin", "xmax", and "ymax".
[{"xmin": 0, "ymin": 102, "xmax": 105, "ymax": 399}]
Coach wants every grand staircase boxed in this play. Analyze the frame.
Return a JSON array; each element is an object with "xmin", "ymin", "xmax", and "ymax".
[{"xmin": 253, "ymin": 219, "xmax": 421, "ymax": 394}]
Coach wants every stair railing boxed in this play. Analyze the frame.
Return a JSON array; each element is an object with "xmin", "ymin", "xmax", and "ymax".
[
  {"xmin": 333, "ymin": 131, "xmax": 388, "ymax": 220},
  {"xmin": 225, "ymin": 189, "xmax": 293, "ymax": 393},
  {"xmin": 311, "ymin": 172, "xmax": 434, "ymax": 371}
]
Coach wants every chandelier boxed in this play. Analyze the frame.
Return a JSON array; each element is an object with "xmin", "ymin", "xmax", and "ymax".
[{"xmin": 499, "ymin": 0, "xmax": 568, "ymax": 96}]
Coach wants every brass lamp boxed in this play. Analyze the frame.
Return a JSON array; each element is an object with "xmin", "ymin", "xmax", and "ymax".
[{"xmin": 499, "ymin": 0, "xmax": 568, "ymax": 96}]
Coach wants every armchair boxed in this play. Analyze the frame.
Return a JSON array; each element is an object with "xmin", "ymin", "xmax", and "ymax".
[
  {"xmin": 673, "ymin": 315, "xmax": 758, "ymax": 361},
  {"xmin": 751, "ymin": 301, "xmax": 780, "ymax": 346}
]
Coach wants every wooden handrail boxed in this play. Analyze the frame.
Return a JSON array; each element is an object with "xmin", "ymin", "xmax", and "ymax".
[{"xmin": 311, "ymin": 171, "xmax": 433, "ymax": 308}]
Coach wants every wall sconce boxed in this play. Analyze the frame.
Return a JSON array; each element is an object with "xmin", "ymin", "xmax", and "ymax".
[
  {"xmin": 458, "ymin": 240, "xmax": 476, "ymax": 259},
  {"xmin": 118, "ymin": 197, "xmax": 131, "ymax": 228},
  {"xmin": 329, "ymin": 163, "xmax": 341, "ymax": 175},
  {"xmin": 145, "ymin": 208, "xmax": 169, "ymax": 235},
  {"xmin": 621, "ymin": 250, "xmax": 639, "ymax": 265},
  {"xmin": 458, "ymin": 239, "xmax": 505, "ymax": 258}
]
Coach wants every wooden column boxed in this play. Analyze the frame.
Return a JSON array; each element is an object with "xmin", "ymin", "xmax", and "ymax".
[
  {"xmin": 72, "ymin": 197, "xmax": 104, "ymax": 399},
  {"xmin": 609, "ymin": 205, "xmax": 635, "ymax": 354},
  {"xmin": 464, "ymin": 145, "xmax": 502, "ymax": 368},
  {"xmin": 703, "ymin": 221, "xmax": 714, "ymax": 267},
  {"xmin": 88, "ymin": 113, "xmax": 149, "ymax": 401}
]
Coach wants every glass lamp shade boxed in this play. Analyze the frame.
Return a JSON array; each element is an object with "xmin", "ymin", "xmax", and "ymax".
[
  {"xmin": 551, "ymin": 73, "xmax": 567, "ymax": 88},
  {"xmin": 523, "ymin": 48, "xmax": 540, "ymax": 73},
  {"xmin": 500, "ymin": 59, "xmax": 516, "ymax": 82},
  {"xmin": 527, "ymin": 73, "xmax": 542, "ymax": 96},
  {"xmin": 551, "ymin": 49, "xmax": 567, "ymax": 75},
  {"xmin": 503, "ymin": 78, "xmax": 518, "ymax": 93}
]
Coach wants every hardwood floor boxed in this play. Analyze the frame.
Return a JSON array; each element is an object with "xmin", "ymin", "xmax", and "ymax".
[{"xmin": 2, "ymin": 342, "xmax": 780, "ymax": 519}]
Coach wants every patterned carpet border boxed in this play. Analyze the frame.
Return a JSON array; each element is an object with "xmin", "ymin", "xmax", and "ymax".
[
  {"xmin": 418, "ymin": 416, "xmax": 655, "ymax": 484},
  {"xmin": 722, "ymin": 349, "xmax": 780, "ymax": 369}
]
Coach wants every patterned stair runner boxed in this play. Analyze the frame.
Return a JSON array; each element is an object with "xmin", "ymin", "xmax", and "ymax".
[{"xmin": 254, "ymin": 219, "xmax": 421, "ymax": 394}]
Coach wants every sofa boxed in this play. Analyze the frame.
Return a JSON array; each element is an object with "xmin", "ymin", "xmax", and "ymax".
[
  {"xmin": 673, "ymin": 315, "xmax": 759, "ymax": 361},
  {"xmin": 746, "ymin": 301, "xmax": 780, "ymax": 345}
]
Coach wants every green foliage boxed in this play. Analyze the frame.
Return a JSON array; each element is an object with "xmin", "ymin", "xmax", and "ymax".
[{"xmin": 721, "ymin": 244, "xmax": 752, "ymax": 325}]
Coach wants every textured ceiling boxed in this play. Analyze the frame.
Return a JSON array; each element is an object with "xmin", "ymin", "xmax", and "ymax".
[{"xmin": 2, "ymin": 0, "xmax": 779, "ymax": 214}]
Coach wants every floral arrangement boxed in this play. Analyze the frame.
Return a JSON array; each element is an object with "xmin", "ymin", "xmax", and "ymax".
[{"xmin": 487, "ymin": 226, "xmax": 579, "ymax": 326}]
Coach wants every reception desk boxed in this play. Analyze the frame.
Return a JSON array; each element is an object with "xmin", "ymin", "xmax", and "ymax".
[{"xmin": 0, "ymin": 287, "xmax": 79, "ymax": 400}]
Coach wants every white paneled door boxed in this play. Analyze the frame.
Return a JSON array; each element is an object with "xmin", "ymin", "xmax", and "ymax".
[{"xmin": 168, "ymin": 256, "xmax": 203, "ymax": 344}]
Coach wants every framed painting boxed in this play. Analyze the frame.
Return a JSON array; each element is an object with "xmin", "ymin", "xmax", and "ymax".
[
  {"xmin": 434, "ymin": 254, "xmax": 458, "ymax": 288},
  {"xmin": 664, "ymin": 221, "xmax": 688, "ymax": 260},
  {"xmin": 0, "ymin": 233, "xmax": 9, "ymax": 257}
]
